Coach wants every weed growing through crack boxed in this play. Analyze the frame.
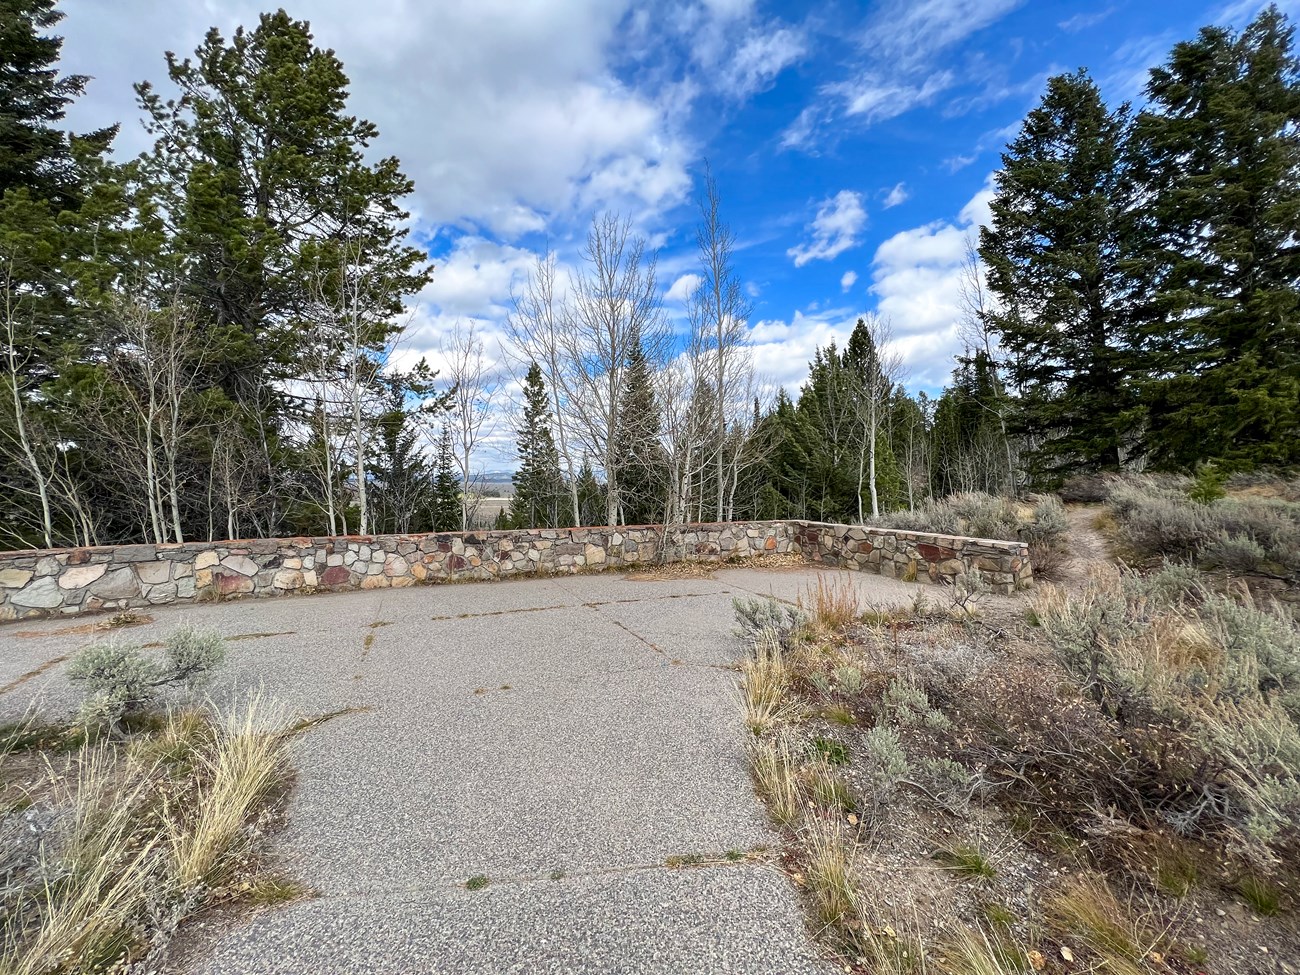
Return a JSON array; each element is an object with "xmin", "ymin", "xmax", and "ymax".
[
  {"xmin": 0, "ymin": 696, "xmax": 294, "ymax": 973},
  {"xmin": 246, "ymin": 872, "xmax": 310, "ymax": 906},
  {"xmin": 465, "ymin": 875, "xmax": 489, "ymax": 890}
]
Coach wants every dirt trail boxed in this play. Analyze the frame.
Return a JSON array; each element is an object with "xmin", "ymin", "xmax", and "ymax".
[{"xmin": 1056, "ymin": 504, "xmax": 1113, "ymax": 590}]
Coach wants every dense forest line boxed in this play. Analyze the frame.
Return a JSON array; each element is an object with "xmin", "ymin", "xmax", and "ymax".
[{"xmin": 1, "ymin": 1, "xmax": 1298, "ymax": 548}]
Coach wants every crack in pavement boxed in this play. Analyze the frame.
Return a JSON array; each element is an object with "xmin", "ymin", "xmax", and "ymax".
[
  {"xmin": 0, "ymin": 653, "xmax": 70, "ymax": 696},
  {"xmin": 304, "ymin": 852, "xmax": 783, "ymax": 901},
  {"xmin": 428, "ymin": 588, "xmax": 722, "ymax": 623}
]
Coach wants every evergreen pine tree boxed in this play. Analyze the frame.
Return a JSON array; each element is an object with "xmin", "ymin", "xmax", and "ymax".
[
  {"xmin": 0, "ymin": 0, "xmax": 115, "ymax": 203},
  {"xmin": 980, "ymin": 69, "xmax": 1137, "ymax": 484},
  {"xmin": 510, "ymin": 363, "xmax": 563, "ymax": 529},
  {"xmin": 611, "ymin": 341, "xmax": 666, "ymax": 525},
  {"xmin": 432, "ymin": 424, "xmax": 460, "ymax": 532},
  {"xmin": 1130, "ymin": 5, "xmax": 1300, "ymax": 469},
  {"xmin": 575, "ymin": 460, "xmax": 604, "ymax": 528}
]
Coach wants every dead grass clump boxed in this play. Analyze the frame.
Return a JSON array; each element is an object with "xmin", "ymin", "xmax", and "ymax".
[
  {"xmin": 0, "ymin": 698, "xmax": 293, "ymax": 972},
  {"xmin": 1045, "ymin": 874, "xmax": 1167, "ymax": 975},
  {"xmin": 168, "ymin": 696, "xmax": 288, "ymax": 888},
  {"xmin": 740, "ymin": 629, "xmax": 798, "ymax": 734},
  {"xmin": 799, "ymin": 575, "xmax": 861, "ymax": 634},
  {"xmin": 801, "ymin": 756, "xmax": 858, "ymax": 814},
  {"xmin": 801, "ymin": 818, "xmax": 861, "ymax": 932},
  {"xmin": 748, "ymin": 735, "xmax": 802, "ymax": 827},
  {"xmin": 941, "ymin": 924, "xmax": 1025, "ymax": 975}
]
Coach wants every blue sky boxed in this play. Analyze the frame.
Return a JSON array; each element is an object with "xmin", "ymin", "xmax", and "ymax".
[{"xmin": 59, "ymin": 0, "xmax": 1294, "ymax": 462}]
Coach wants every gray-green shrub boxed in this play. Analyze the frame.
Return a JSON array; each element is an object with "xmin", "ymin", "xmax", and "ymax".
[
  {"xmin": 733, "ymin": 596, "xmax": 808, "ymax": 642},
  {"xmin": 68, "ymin": 625, "xmax": 227, "ymax": 727}
]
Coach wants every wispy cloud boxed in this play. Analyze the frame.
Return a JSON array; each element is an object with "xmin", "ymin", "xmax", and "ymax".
[
  {"xmin": 787, "ymin": 191, "xmax": 868, "ymax": 267},
  {"xmin": 882, "ymin": 182, "xmax": 909, "ymax": 208},
  {"xmin": 1059, "ymin": 7, "xmax": 1115, "ymax": 33},
  {"xmin": 833, "ymin": 71, "xmax": 956, "ymax": 124},
  {"xmin": 840, "ymin": 270, "xmax": 858, "ymax": 291},
  {"xmin": 720, "ymin": 26, "xmax": 806, "ymax": 98}
]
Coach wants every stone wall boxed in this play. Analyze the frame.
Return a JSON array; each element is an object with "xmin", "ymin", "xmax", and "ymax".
[
  {"xmin": 0, "ymin": 522, "xmax": 797, "ymax": 622},
  {"xmin": 0, "ymin": 518, "xmax": 1035, "ymax": 622},
  {"xmin": 791, "ymin": 520, "xmax": 1031, "ymax": 595}
]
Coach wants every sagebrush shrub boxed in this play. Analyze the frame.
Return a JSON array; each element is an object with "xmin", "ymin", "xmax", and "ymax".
[
  {"xmin": 68, "ymin": 626, "xmax": 227, "ymax": 727},
  {"xmin": 733, "ymin": 596, "xmax": 808, "ymax": 642},
  {"xmin": 861, "ymin": 725, "xmax": 911, "ymax": 803},
  {"xmin": 1033, "ymin": 567, "xmax": 1300, "ymax": 846},
  {"xmin": 871, "ymin": 492, "xmax": 1070, "ymax": 578},
  {"xmin": 1200, "ymin": 534, "xmax": 1267, "ymax": 574},
  {"xmin": 1106, "ymin": 475, "xmax": 1300, "ymax": 576},
  {"xmin": 67, "ymin": 642, "xmax": 163, "ymax": 721}
]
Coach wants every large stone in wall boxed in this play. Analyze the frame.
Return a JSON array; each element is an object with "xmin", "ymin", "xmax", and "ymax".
[
  {"xmin": 221, "ymin": 555, "xmax": 259, "ymax": 577},
  {"xmin": 136, "ymin": 561, "xmax": 172, "ymax": 585},
  {"xmin": 12, "ymin": 577, "xmax": 63, "ymax": 609},
  {"xmin": 58, "ymin": 564, "xmax": 106, "ymax": 590},
  {"xmin": 89, "ymin": 567, "xmax": 138, "ymax": 599},
  {"xmin": 0, "ymin": 568, "xmax": 34, "ymax": 589}
]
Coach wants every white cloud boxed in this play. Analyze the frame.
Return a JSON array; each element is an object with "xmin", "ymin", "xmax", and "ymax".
[
  {"xmin": 944, "ymin": 153, "xmax": 978, "ymax": 172},
  {"xmin": 833, "ymin": 71, "xmax": 955, "ymax": 125},
  {"xmin": 1059, "ymin": 7, "xmax": 1114, "ymax": 32},
  {"xmin": 783, "ymin": 0, "xmax": 1025, "ymax": 147},
  {"xmin": 787, "ymin": 191, "xmax": 868, "ymax": 267},
  {"xmin": 865, "ymin": 0, "xmax": 1026, "ymax": 69},
  {"xmin": 868, "ymin": 176, "xmax": 995, "ymax": 388},
  {"xmin": 780, "ymin": 106, "xmax": 823, "ymax": 151},
  {"xmin": 840, "ymin": 270, "xmax": 858, "ymax": 292},
  {"xmin": 666, "ymin": 273, "xmax": 703, "ymax": 302},
  {"xmin": 55, "ymin": 0, "xmax": 787, "ymax": 241},
  {"xmin": 744, "ymin": 310, "xmax": 860, "ymax": 392},
  {"xmin": 721, "ymin": 27, "xmax": 806, "ymax": 97},
  {"xmin": 882, "ymin": 183, "xmax": 909, "ymax": 208}
]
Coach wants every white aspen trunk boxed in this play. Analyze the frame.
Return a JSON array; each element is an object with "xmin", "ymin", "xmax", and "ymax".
[
  {"xmin": 3, "ymin": 291, "xmax": 54, "ymax": 547},
  {"xmin": 5, "ymin": 364, "xmax": 53, "ymax": 547}
]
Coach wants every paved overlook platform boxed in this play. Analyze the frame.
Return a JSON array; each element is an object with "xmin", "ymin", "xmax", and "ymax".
[{"xmin": 0, "ymin": 564, "xmax": 995, "ymax": 974}]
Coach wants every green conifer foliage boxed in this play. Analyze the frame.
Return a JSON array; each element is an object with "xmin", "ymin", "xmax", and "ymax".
[
  {"xmin": 1130, "ymin": 5, "xmax": 1300, "ymax": 470},
  {"xmin": 980, "ymin": 69, "xmax": 1137, "ymax": 483}
]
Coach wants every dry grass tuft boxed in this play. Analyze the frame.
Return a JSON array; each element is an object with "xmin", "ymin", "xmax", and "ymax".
[
  {"xmin": 740, "ymin": 630, "xmax": 798, "ymax": 734},
  {"xmin": 0, "ymin": 696, "xmax": 294, "ymax": 972},
  {"xmin": 1046, "ymin": 874, "xmax": 1165, "ymax": 975},
  {"xmin": 941, "ymin": 924, "xmax": 1025, "ymax": 975},
  {"xmin": 168, "ymin": 695, "xmax": 288, "ymax": 888},
  {"xmin": 748, "ymin": 734, "xmax": 803, "ymax": 827},
  {"xmin": 802, "ymin": 818, "xmax": 861, "ymax": 931},
  {"xmin": 800, "ymin": 575, "xmax": 862, "ymax": 634}
]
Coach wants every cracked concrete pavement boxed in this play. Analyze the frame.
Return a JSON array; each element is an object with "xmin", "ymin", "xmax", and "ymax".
[{"xmin": 0, "ymin": 564, "xmax": 935, "ymax": 974}]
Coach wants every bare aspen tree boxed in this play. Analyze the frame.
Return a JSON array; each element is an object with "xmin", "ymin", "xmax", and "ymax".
[
  {"xmin": 851, "ymin": 314, "xmax": 903, "ymax": 521},
  {"xmin": 657, "ymin": 345, "xmax": 709, "ymax": 525},
  {"xmin": 301, "ymin": 238, "xmax": 402, "ymax": 536},
  {"xmin": 561, "ymin": 213, "xmax": 667, "ymax": 527},
  {"xmin": 0, "ymin": 249, "xmax": 57, "ymax": 547},
  {"xmin": 507, "ymin": 252, "xmax": 582, "ymax": 526},
  {"xmin": 687, "ymin": 169, "xmax": 754, "ymax": 521},
  {"xmin": 90, "ymin": 293, "xmax": 213, "ymax": 544},
  {"xmin": 958, "ymin": 238, "xmax": 1018, "ymax": 494},
  {"xmin": 441, "ymin": 321, "xmax": 499, "ymax": 530}
]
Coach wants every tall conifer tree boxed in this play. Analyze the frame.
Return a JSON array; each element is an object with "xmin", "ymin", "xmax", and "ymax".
[
  {"xmin": 980, "ymin": 69, "xmax": 1137, "ymax": 483},
  {"xmin": 1130, "ymin": 5, "xmax": 1300, "ymax": 469},
  {"xmin": 511, "ymin": 363, "xmax": 563, "ymax": 529}
]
